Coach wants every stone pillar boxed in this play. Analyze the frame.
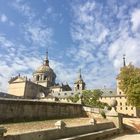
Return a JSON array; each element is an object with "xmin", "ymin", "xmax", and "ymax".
[
  {"xmin": 0, "ymin": 127, "xmax": 7, "ymax": 137},
  {"xmin": 55, "ymin": 120, "xmax": 66, "ymax": 129},
  {"xmin": 106, "ymin": 99, "xmax": 123, "ymax": 132}
]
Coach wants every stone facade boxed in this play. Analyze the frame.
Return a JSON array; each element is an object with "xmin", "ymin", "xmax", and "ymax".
[
  {"xmin": 8, "ymin": 52, "xmax": 71, "ymax": 99},
  {"xmin": 8, "ymin": 75, "xmax": 49, "ymax": 99},
  {"xmin": 7, "ymin": 53, "xmax": 140, "ymax": 117},
  {"xmin": 8, "ymin": 76, "xmax": 26, "ymax": 97},
  {"xmin": 100, "ymin": 79, "xmax": 140, "ymax": 117}
]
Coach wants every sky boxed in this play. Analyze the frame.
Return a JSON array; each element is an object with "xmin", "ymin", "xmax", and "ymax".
[{"xmin": 0, "ymin": 0, "xmax": 140, "ymax": 92}]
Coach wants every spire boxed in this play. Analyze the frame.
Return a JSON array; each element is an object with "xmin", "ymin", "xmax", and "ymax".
[
  {"xmin": 78, "ymin": 69, "xmax": 82, "ymax": 80},
  {"xmin": 123, "ymin": 54, "xmax": 126, "ymax": 67},
  {"xmin": 44, "ymin": 49, "xmax": 49, "ymax": 66},
  {"xmin": 46, "ymin": 48, "xmax": 48, "ymax": 60}
]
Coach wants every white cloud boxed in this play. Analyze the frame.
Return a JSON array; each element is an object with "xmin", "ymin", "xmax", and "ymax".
[
  {"xmin": 69, "ymin": 1, "xmax": 116, "ymax": 89},
  {"xmin": 12, "ymin": 0, "xmax": 35, "ymax": 20},
  {"xmin": 24, "ymin": 24, "xmax": 53, "ymax": 47},
  {"xmin": 69, "ymin": 0, "xmax": 140, "ymax": 89},
  {"xmin": 1, "ymin": 0, "xmax": 140, "ymax": 92},
  {"xmin": 11, "ymin": 0, "xmax": 54, "ymax": 48},
  {"xmin": 0, "ymin": 35, "xmax": 43, "ymax": 92},
  {"xmin": 0, "ymin": 14, "xmax": 8, "ymax": 22},
  {"xmin": 0, "ymin": 14, "xmax": 15, "ymax": 26},
  {"xmin": 108, "ymin": 29, "xmax": 140, "ymax": 70},
  {"xmin": 0, "ymin": 1, "xmax": 55, "ymax": 92},
  {"xmin": 131, "ymin": 9, "xmax": 140, "ymax": 31},
  {"xmin": 71, "ymin": 1, "xmax": 109, "ymax": 47}
]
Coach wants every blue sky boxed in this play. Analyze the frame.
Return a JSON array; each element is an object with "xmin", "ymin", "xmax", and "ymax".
[{"xmin": 0, "ymin": 0, "xmax": 140, "ymax": 92}]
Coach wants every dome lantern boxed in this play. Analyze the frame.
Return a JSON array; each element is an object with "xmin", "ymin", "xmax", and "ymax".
[{"xmin": 32, "ymin": 51, "xmax": 56, "ymax": 87}]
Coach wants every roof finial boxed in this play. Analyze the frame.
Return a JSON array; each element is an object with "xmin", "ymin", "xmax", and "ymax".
[
  {"xmin": 78, "ymin": 68, "xmax": 82, "ymax": 79},
  {"xmin": 46, "ymin": 48, "xmax": 48, "ymax": 60},
  {"xmin": 123, "ymin": 54, "xmax": 126, "ymax": 67},
  {"xmin": 44, "ymin": 48, "xmax": 49, "ymax": 66},
  {"xmin": 79, "ymin": 68, "xmax": 81, "ymax": 77}
]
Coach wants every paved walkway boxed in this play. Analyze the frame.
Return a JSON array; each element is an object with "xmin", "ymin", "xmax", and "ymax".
[{"xmin": 107, "ymin": 134, "xmax": 140, "ymax": 140}]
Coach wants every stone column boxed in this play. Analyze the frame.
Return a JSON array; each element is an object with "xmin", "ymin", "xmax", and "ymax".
[{"xmin": 106, "ymin": 99, "xmax": 123, "ymax": 132}]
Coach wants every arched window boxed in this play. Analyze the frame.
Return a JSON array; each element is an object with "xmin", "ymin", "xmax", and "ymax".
[
  {"xmin": 36, "ymin": 75, "xmax": 39, "ymax": 81},
  {"xmin": 44, "ymin": 75, "xmax": 47, "ymax": 80},
  {"xmin": 77, "ymin": 84, "xmax": 79, "ymax": 89}
]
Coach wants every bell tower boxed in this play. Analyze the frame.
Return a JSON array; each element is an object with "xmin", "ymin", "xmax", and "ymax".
[{"xmin": 74, "ymin": 69, "xmax": 85, "ymax": 91}]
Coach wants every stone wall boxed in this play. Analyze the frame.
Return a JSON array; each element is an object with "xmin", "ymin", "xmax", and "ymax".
[
  {"xmin": 82, "ymin": 106, "xmax": 102, "ymax": 118},
  {"xmin": 8, "ymin": 81, "xmax": 26, "ymax": 97},
  {"xmin": 0, "ymin": 98, "xmax": 83, "ymax": 123},
  {"xmin": 24, "ymin": 81, "xmax": 48, "ymax": 98},
  {"xmin": 1, "ymin": 122, "xmax": 116, "ymax": 140}
]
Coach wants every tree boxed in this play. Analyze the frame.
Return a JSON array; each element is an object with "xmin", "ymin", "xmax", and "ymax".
[
  {"xmin": 67, "ymin": 94, "xmax": 80, "ymax": 103},
  {"xmin": 118, "ymin": 63, "xmax": 140, "ymax": 107},
  {"xmin": 81, "ymin": 90, "xmax": 104, "ymax": 108}
]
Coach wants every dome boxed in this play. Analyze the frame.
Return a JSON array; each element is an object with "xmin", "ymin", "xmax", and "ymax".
[
  {"xmin": 35, "ymin": 65, "xmax": 53, "ymax": 74},
  {"xmin": 32, "ymin": 51, "xmax": 56, "ymax": 87},
  {"xmin": 75, "ymin": 78, "xmax": 84, "ymax": 84}
]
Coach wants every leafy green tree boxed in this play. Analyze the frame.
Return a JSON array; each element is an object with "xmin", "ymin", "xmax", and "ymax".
[
  {"xmin": 67, "ymin": 94, "xmax": 80, "ymax": 103},
  {"xmin": 68, "ymin": 89, "xmax": 110, "ymax": 109},
  {"xmin": 118, "ymin": 64, "xmax": 140, "ymax": 107},
  {"xmin": 81, "ymin": 90, "xmax": 105, "ymax": 108}
]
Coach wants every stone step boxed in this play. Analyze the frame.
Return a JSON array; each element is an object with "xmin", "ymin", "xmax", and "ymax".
[{"xmin": 58, "ymin": 128, "xmax": 120, "ymax": 140}]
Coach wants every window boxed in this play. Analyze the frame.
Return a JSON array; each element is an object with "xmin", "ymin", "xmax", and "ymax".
[
  {"xmin": 44, "ymin": 76, "xmax": 47, "ymax": 80},
  {"xmin": 77, "ymin": 84, "xmax": 79, "ymax": 89},
  {"xmin": 36, "ymin": 75, "xmax": 39, "ymax": 81},
  {"xmin": 120, "ymin": 97, "xmax": 121, "ymax": 99},
  {"xmin": 125, "ymin": 102, "xmax": 127, "ymax": 106},
  {"xmin": 71, "ymin": 93, "xmax": 73, "ymax": 95},
  {"xmin": 119, "ymin": 92, "xmax": 121, "ymax": 95},
  {"xmin": 131, "ymin": 107, "xmax": 133, "ymax": 110},
  {"xmin": 126, "ymin": 107, "xmax": 128, "ymax": 110},
  {"xmin": 58, "ymin": 93, "xmax": 60, "ymax": 96},
  {"xmin": 64, "ymin": 93, "xmax": 67, "ymax": 95},
  {"xmin": 120, "ymin": 107, "xmax": 122, "ymax": 110},
  {"xmin": 120, "ymin": 102, "xmax": 122, "ymax": 106},
  {"xmin": 110, "ymin": 91, "xmax": 112, "ymax": 94}
]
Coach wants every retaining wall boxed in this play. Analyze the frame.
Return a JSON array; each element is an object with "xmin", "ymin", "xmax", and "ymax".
[
  {"xmin": 0, "ymin": 122, "xmax": 115, "ymax": 140},
  {"xmin": 0, "ymin": 98, "xmax": 83, "ymax": 123}
]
